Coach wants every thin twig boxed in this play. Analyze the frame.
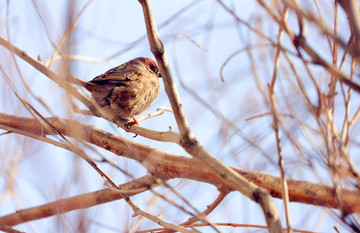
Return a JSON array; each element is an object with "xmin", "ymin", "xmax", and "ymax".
[
  {"xmin": 327, "ymin": 1, "xmax": 339, "ymax": 110},
  {"xmin": 0, "ymin": 224, "xmax": 24, "ymax": 233},
  {"xmin": 326, "ymin": 102, "xmax": 360, "ymax": 184},
  {"xmin": 349, "ymin": 106, "xmax": 360, "ymax": 125},
  {"xmin": 45, "ymin": 54, "xmax": 113, "ymax": 66},
  {"xmin": 137, "ymin": 107, "xmax": 173, "ymax": 123},
  {"xmin": 46, "ymin": 0, "xmax": 94, "ymax": 68},
  {"xmin": 5, "ymin": 1, "xmax": 54, "ymax": 115},
  {"xmin": 268, "ymin": 5, "xmax": 292, "ymax": 233},
  {"xmin": 159, "ymin": 191, "xmax": 228, "ymax": 233},
  {"xmin": 219, "ymin": 44, "xmax": 269, "ymax": 82},
  {"xmin": 137, "ymin": 222, "xmax": 319, "ymax": 233},
  {"xmin": 127, "ymin": 198, "xmax": 199, "ymax": 233},
  {"xmin": 180, "ymin": 191, "xmax": 228, "ymax": 229},
  {"xmin": 313, "ymin": 0, "xmax": 332, "ymax": 49}
]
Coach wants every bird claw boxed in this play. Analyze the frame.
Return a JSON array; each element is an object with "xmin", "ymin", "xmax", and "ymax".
[
  {"xmin": 126, "ymin": 122, "xmax": 139, "ymax": 137},
  {"xmin": 125, "ymin": 119, "xmax": 139, "ymax": 130}
]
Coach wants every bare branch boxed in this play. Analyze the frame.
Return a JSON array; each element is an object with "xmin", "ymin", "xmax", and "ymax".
[
  {"xmin": 1, "ymin": 113, "xmax": 359, "ymax": 226},
  {"xmin": 0, "ymin": 175, "xmax": 162, "ymax": 226}
]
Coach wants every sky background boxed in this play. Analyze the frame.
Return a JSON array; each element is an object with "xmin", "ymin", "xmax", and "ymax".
[{"xmin": 0, "ymin": 0, "xmax": 358, "ymax": 232}]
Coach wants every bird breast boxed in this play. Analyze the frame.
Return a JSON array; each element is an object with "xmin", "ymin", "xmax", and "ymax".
[{"xmin": 106, "ymin": 74, "xmax": 160, "ymax": 118}]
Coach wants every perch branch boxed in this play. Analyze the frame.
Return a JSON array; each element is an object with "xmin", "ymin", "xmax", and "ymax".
[{"xmin": 0, "ymin": 113, "xmax": 360, "ymax": 226}]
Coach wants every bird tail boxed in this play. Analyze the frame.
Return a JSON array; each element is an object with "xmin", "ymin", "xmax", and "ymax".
[{"xmin": 67, "ymin": 76, "xmax": 97, "ymax": 92}]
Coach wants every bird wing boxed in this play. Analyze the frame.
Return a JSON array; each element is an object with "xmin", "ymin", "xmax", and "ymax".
[{"xmin": 90, "ymin": 63, "xmax": 141, "ymax": 87}]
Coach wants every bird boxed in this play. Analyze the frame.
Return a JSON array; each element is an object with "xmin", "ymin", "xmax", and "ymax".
[{"xmin": 72, "ymin": 57, "xmax": 161, "ymax": 125}]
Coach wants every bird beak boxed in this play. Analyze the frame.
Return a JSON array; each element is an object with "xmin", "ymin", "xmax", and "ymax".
[{"xmin": 157, "ymin": 72, "xmax": 162, "ymax": 78}]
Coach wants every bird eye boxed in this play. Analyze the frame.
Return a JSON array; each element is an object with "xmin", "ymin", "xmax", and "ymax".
[{"xmin": 150, "ymin": 65, "xmax": 156, "ymax": 73}]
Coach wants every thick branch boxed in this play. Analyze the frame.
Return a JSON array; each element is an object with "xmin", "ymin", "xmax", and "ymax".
[{"xmin": 1, "ymin": 113, "xmax": 359, "ymax": 227}]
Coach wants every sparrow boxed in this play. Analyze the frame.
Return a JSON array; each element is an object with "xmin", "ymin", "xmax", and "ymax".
[{"xmin": 72, "ymin": 57, "xmax": 161, "ymax": 125}]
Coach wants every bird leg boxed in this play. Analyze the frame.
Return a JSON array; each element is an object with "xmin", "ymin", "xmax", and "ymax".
[
  {"xmin": 124, "ymin": 110, "xmax": 139, "ymax": 127},
  {"xmin": 130, "ymin": 115, "xmax": 139, "ymax": 125}
]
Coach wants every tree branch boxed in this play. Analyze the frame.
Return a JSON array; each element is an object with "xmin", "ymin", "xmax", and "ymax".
[
  {"xmin": 0, "ymin": 175, "xmax": 162, "ymax": 226},
  {"xmin": 1, "ymin": 113, "xmax": 359, "ymax": 225}
]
